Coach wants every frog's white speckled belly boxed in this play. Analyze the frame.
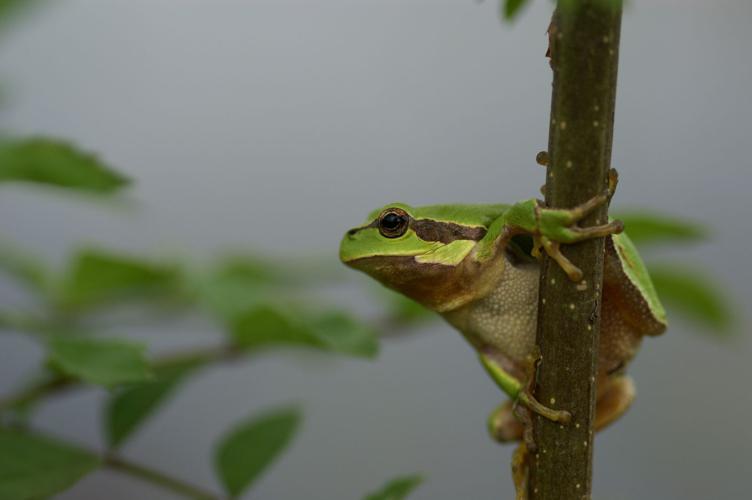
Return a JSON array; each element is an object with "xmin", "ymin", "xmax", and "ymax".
[{"xmin": 442, "ymin": 258, "xmax": 539, "ymax": 365}]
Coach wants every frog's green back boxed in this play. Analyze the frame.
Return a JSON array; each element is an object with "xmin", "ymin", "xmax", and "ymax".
[{"xmin": 367, "ymin": 203, "xmax": 510, "ymax": 228}]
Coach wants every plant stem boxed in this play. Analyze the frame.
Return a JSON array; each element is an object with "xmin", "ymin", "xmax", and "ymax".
[
  {"xmin": 0, "ymin": 375, "xmax": 75, "ymax": 412},
  {"xmin": 104, "ymin": 454, "xmax": 222, "ymax": 500},
  {"xmin": 529, "ymin": 1, "xmax": 623, "ymax": 499},
  {"xmin": 0, "ymin": 318, "xmax": 411, "ymax": 412},
  {"xmin": 0, "ymin": 344, "xmax": 240, "ymax": 413}
]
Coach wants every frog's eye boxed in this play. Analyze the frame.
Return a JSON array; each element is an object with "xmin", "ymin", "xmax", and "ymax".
[{"xmin": 378, "ymin": 208, "xmax": 410, "ymax": 238}]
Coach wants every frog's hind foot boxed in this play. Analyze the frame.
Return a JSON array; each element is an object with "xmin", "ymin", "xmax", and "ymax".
[
  {"xmin": 519, "ymin": 388, "xmax": 572, "ymax": 425},
  {"xmin": 595, "ymin": 375, "xmax": 636, "ymax": 431},
  {"xmin": 488, "ymin": 400, "xmax": 524, "ymax": 443},
  {"xmin": 512, "ymin": 442, "xmax": 530, "ymax": 500}
]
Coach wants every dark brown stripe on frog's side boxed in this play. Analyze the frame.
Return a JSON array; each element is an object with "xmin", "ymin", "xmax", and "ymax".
[
  {"xmin": 347, "ymin": 217, "xmax": 487, "ymax": 243},
  {"xmin": 411, "ymin": 219, "xmax": 487, "ymax": 244}
]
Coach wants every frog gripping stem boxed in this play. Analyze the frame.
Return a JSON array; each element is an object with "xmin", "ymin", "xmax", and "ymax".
[{"xmin": 534, "ymin": 169, "xmax": 623, "ymax": 282}]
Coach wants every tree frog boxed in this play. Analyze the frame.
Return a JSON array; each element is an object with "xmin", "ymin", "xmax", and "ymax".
[{"xmin": 339, "ymin": 173, "xmax": 666, "ymax": 443}]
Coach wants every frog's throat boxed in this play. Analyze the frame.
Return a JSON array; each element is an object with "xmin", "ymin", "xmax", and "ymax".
[{"xmin": 346, "ymin": 250, "xmax": 507, "ymax": 313}]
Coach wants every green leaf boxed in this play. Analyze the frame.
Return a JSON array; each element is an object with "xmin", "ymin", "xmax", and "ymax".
[
  {"xmin": 308, "ymin": 311, "xmax": 379, "ymax": 358},
  {"xmin": 0, "ymin": 0, "xmax": 42, "ymax": 30},
  {"xmin": 0, "ymin": 0, "xmax": 25, "ymax": 20},
  {"xmin": 614, "ymin": 211, "xmax": 706, "ymax": 246},
  {"xmin": 105, "ymin": 361, "xmax": 199, "ymax": 448},
  {"xmin": 48, "ymin": 336, "xmax": 152, "ymax": 387},
  {"xmin": 231, "ymin": 306, "xmax": 316, "ymax": 349},
  {"xmin": 0, "ymin": 429, "xmax": 99, "ymax": 500},
  {"xmin": 214, "ymin": 407, "xmax": 300, "ymax": 498},
  {"xmin": 364, "ymin": 475, "xmax": 423, "ymax": 500},
  {"xmin": 502, "ymin": 0, "xmax": 530, "ymax": 20},
  {"xmin": 213, "ymin": 255, "xmax": 291, "ymax": 286},
  {"xmin": 230, "ymin": 305, "xmax": 378, "ymax": 358},
  {"xmin": 199, "ymin": 254, "xmax": 342, "ymax": 320},
  {"xmin": 649, "ymin": 264, "xmax": 734, "ymax": 334},
  {"xmin": 60, "ymin": 249, "xmax": 180, "ymax": 308},
  {"xmin": 0, "ymin": 137, "xmax": 129, "ymax": 193},
  {"xmin": 198, "ymin": 260, "xmax": 283, "ymax": 321}
]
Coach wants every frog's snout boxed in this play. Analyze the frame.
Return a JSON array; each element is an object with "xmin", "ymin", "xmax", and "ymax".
[{"xmin": 339, "ymin": 228, "xmax": 360, "ymax": 264}]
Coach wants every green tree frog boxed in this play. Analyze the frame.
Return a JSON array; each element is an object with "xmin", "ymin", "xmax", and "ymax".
[{"xmin": 339, "ymin": 175, "xmax": 666, "ymax": 443}]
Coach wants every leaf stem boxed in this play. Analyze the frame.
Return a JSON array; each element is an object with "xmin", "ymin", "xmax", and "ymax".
[{"xmin": 103, "ymin": 454, "xmax": 222, "ymax": 500}]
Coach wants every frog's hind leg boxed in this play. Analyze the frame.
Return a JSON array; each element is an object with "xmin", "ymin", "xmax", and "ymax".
[
  {"xmin": 595, "ymin": 375, "xmax": 636, "ymax": 431},
  {"xmin": 488, "ymin": 401, "xmax": 523, "ymax": 442},
  {"xmin": 489, "ymin": 375, "xmax": 636, "ymax": 441},
  {"xmin": 479, "ymin": 352, "xmax": 571, "ymax": 425}
]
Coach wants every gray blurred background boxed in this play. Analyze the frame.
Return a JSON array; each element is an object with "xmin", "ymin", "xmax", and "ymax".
[{"xmin": 1, "ymin": 0, "xmax": 751, "ymax": 498}]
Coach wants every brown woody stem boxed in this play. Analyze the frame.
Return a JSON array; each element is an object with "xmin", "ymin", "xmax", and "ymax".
[{"xmin": 529, "ymin": 1, "xmax": 623, "ymax": 499}]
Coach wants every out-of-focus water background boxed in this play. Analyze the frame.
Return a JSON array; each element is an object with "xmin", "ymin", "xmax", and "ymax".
[{"xmin": 0, "ymin": 1, "xmax": 750, "ymax": 499}]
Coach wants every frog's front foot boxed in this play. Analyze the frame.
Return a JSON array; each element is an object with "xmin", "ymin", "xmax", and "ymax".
[{"xmin": 535, "ymin": 169, "xmax": 623, "ymax": 281}]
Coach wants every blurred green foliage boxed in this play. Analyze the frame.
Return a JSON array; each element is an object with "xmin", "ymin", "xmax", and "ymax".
[
  {"xmin": 106, "ymin": 360, "xmax": 198, "ymax": 449},
  {"xmin": 214, "ymin": 407, "xmax": 301, "ymax": 498},
  {"xmin": 649, "ymin": 265, "xmax": 734, "ymax": 334},
  {"xmin": 59, "ymin": 250, "xmax": 180, "ymax": 309},
  {"xmin": 0, "ymin": 141, "xmax": 408, "ymax": 498},
  {"xmin": 232, "ymin": 306, "xmax": 378, "ymax": 357},
  {"xmin": 0, "ymin": 0, "xmax": 41, "ymax": 31},
  {"xmin": 364, "ymin": 475, "xmax": 423, "ymax": 500},
  {"xmin": 503, "ymin": 0, "xmax": 530, "ymax": 20},
  {"xmin": 0, "ymin": 430, "xmax": 99, "ymax": 499},
  {"xmin": 0, "ymin": 138, "xmax": 129, "ymax": 193},
  {"xmin": 47, "ymin": 336, "xmax": 152, "ymax": 387},
  {"xmin": 616, "ymin": 212, "xmax": 706, "ymax": 246}
]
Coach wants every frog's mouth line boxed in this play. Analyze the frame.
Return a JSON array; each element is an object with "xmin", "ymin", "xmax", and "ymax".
[{"xmin": 344, "ymin": 254, "xmax": 448, "ymax": 273}]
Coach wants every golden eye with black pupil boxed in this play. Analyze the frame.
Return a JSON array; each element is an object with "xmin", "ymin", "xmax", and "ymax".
[{"xmin": 378, "ymin": 208, "xmax": 410, "ymax": 238}]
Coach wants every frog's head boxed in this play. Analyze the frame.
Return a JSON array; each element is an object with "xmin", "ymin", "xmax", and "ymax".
[{"xmin": 340, "ymin": 203, "xmax": 507, "ymax": 312}]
